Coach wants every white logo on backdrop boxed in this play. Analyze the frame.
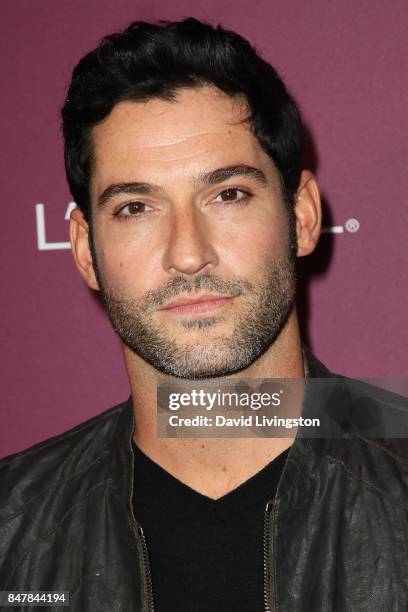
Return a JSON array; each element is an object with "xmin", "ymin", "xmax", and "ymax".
[
  {"xmin": 35, "ymin": 203, "xmax": 75, "ymax": 250},
  {"xmin": 35, "ymin": 203, "xmax": 359, "ymax": 251}
]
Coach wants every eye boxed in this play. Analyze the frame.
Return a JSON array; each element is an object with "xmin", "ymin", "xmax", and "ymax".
[
  {"xmin": 115, "ymin": 201, "xmax": 153, "ymax": 219},
  {"xmin": 212, "ymin": 188, "xmax": 251, "ymax": 205}
]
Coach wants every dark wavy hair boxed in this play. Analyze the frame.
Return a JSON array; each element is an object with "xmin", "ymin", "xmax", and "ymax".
[{"xmin": 61, "ymin": 17, "xmax": 303, "ymax": 221}]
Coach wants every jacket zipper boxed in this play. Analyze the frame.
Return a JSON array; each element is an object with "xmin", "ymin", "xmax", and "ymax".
[
  {"xmin": 263, "ymin": 499, "xmax": 278, "ymax": 612},
  {"xmin": 126, "ymin": 429, "xmax": 155, "ymax": 612},
  {"xmin": 137, "ymin": 525, "xmax": 155, "ymax": 612}
]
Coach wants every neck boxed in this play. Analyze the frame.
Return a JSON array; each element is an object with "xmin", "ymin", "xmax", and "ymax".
[{"xmin": 125, "ymin": 308, "xmax": 304, "ymax": 499}]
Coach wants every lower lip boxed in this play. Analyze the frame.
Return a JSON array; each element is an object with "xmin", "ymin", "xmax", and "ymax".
[{"xmin": 161, "ymin": 297, "xmax": 234, "ymax": 315}]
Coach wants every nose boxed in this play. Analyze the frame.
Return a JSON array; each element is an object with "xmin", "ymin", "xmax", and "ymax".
[{"xmin": 162, "ymin": 206, "xmax": 219, "ymax": 276}]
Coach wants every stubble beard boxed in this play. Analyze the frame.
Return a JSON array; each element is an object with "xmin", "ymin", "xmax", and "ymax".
[{"xmin": 89, "ymin": 220, "xmax": 297, "ymax": 380}]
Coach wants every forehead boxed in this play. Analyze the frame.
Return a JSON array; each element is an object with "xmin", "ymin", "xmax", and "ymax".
[{"xmin": 90, "ymin": 85, "xmax": 276, "ymax": 193}]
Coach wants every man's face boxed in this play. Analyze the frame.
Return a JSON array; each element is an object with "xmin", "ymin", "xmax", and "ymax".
[{"xmin": 88, "ymin": 85, "xmax": 297, "ymax": 379}]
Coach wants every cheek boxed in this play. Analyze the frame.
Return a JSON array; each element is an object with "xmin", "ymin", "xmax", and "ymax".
[
  {"xmin": 219, "ymin": 214, "xmax": 289, "ymax": 273},
  {"xmin": 95, "ymin": 235, "xmax": 155, "ymax": 294}
]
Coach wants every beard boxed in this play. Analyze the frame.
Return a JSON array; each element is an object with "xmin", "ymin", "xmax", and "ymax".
[{"xmin": 89, "ymin": 219, "xmax": 297, "ymax": 380}]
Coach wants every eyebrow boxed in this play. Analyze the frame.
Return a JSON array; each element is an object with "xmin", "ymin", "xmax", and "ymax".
[
  {"xmin": 97, "ymin": 164, "xmax": 268, "ymax": 208},
  {"xmin": 196, "ymin": 164, "xmax": 267, "ymax": 188}
]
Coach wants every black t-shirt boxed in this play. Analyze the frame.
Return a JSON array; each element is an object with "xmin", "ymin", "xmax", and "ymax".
[{"xmin": 132, "ymin": 440, "xmax": 290, "ymax": 612}]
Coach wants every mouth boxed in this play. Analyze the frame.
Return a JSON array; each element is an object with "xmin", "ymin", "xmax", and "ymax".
[{"xmin": 159, "ymin": 293, "xmax": 237, "ymax": 316}]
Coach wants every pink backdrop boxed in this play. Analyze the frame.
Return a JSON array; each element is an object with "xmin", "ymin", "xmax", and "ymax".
[{"xmin": 1, "ymin": 0, "xmax": 407, "ymax": 458}]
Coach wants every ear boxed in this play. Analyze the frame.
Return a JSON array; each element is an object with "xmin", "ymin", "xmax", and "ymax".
[
  {"xmin": 294, "ymin": 170, "xmax": 322, "ymax": 257},
  {"xmin": 69, "ymin": 208, "xmax": 100, "ymax": 290}
]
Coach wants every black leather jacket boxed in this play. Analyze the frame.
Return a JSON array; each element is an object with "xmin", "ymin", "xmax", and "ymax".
[{"xmin": 1, "ymin": 350, "xmax": 408, "ymax": 611}]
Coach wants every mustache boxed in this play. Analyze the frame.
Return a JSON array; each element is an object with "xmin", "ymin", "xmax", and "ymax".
[{"xmin": 144, "ymin": 273, "xmax": 252, "ymax": 308}]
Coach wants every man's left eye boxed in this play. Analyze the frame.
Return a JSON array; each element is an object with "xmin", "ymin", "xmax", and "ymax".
[{"xmin": 213, "ymin": 188, "xmax": 249, "ymax": 204}]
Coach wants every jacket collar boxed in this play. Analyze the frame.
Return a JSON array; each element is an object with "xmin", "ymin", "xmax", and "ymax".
[{"xmin": 303, "ymin": 344, "xmax": 333, "ymax": 379}]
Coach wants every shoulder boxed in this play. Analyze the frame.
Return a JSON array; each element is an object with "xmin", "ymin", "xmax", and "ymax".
[
  {"xmin": 0, "ymin": 399, "xmax": 133, "ymax": 520},
  {"xmin": 310, "ymin": 372, "xmax": 408, "ymax": 506},
  {"xmin": 303, "ymin": 348, "xmax": 408, "ymax": 498},
  {"xmin": 0, "ymin": 398, "xmax": 132, "ymax": 468}
]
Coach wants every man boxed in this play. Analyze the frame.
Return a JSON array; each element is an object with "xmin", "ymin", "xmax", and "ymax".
[{"xmin": 1, "ymin": 17, "xmax": 407, "ymax": 612}]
